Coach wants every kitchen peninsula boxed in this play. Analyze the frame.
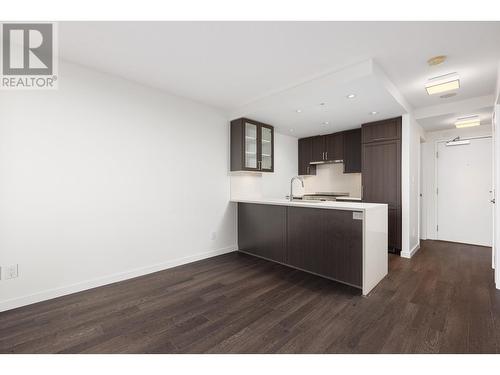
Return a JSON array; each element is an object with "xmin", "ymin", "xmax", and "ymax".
[{"xmin": 231, "ymin": 198, "xmax": 388, "ymax": 295}]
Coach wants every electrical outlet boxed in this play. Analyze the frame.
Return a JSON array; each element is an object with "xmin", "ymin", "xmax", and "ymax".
[{"xmin": 2, "ymin": 264, "xmax": 18, "ymax": 280}]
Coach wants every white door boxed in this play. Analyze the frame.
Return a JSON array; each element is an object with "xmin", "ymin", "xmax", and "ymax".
[{"xmin": 437, "ymin": 137, "xmax": 493, "ymax": 246}]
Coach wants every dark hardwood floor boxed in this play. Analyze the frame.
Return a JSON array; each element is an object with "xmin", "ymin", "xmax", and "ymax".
[{"xmin": 1, "ymin": 240, "xmax": 499, "ymax": 353}]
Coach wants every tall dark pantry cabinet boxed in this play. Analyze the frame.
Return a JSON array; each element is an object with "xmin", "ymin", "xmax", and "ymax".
[{"xmin": 361, "ymin": 117, "xmax": 402, "ymax": 253}]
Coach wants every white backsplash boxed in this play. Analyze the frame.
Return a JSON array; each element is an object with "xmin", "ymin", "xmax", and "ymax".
[{"xmin": 303, "ymin": 163, "xmax": 362, "ymax": 197}]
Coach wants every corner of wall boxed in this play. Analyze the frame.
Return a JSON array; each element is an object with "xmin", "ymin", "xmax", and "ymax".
[{"xmin": 401, "ymin": 114, "xmax": 411, "ymax": 255}]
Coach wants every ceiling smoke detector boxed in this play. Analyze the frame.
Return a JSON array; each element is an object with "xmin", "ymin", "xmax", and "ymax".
[
  {"xmin": 427, "ymin": 55, "xmax": 447, "ymax": 66},
  {"xmin": 440, "ymin": 93, "xmax": 457, "ymax": 99}
]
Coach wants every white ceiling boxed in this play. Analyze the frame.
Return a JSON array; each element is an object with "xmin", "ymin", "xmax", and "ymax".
[
  {"xmin": 59, "ymin": 21, "xmax": 500, "ymax": 134},
  {"xmin": 414, "ymin": 95, "xmax": 495, "ymax": 131},
  {"xmin": 417, "ymin": 106, "xmax": 493, "ymax": 131},
  {"xmin": 231, "ymin": 60, "xmax": 407, "ymax": 137}
]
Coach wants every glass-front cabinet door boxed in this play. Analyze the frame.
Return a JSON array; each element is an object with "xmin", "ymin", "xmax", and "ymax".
[
  {"xmin": 244, "ymin": 122, "xmax": 258, "ymax": 169},
  {"xmin": 260, "ymin": 125, "xmax": 273, "ymax": 172},
  {"xmin": 230, "ymin": 118, "xmax": 274, "ymax": 172}
]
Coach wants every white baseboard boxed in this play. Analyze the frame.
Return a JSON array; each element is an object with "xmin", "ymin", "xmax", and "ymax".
[
  {"xmin": 400, "ymin": 243, "xmax": 421, "ymax": 259},
  {"xmin": 0, "ymin": 245, "xmax": 237, "ymax": 312}
]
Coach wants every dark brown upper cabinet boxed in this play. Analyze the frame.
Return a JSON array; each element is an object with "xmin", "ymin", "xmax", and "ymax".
[
  {"xmin": 311, "ymin": 136, "xmax": 326, "ymax": 163},
  {"xmin": 325, "ymin": 133, "xmax": 344, "ymax": 162},
  {"xmin": 310, "ymin": 133, "xmax": 344, "ymax": 163},
  {"xmin": 298, "ymin": 137, "xmax": 317, "ymax": 176},
  {"xmin": 361, "ymin": 117, "xmax": 402, "ymax": 143},
  {"xmin": 230, "ymin": 118, "xmax": 274, "ymax": 172},
  {"xmin": 343, "ymin": 128, "xmax": 361, "ymax": 173}
]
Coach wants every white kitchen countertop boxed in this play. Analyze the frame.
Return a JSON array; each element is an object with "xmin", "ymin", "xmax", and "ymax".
[{"xmin": 230, "ymin": 198, "xmax": 386, "ymax": 211}]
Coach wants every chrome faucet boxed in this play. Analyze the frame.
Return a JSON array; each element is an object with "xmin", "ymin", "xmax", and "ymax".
[{"xmin": 289, "ymin": 176, "xmax": 304, "ymax": 201}]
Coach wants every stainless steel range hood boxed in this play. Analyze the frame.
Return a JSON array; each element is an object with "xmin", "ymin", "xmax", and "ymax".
[{"xmin": 309, "ymin": 159, "xmax": 343, "ymax": 165}]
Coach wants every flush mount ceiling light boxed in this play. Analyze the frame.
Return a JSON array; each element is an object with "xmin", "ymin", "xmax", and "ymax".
[
  {"xmin": 425, "ymin": 73, "xmax": 460, "ymax": 95},
  {"xmin": 323, "ymin": 121, "xmax": 329, "ymax": 125},
  {"xmin": 346, "ymin": 94, "xmax": 356, "ymax": 99},
  {"xmin": 296, "ymin": 109, "xmax": 302, "ymax": 113},
  {"xmin": 289, "ymin": 128, "xmax": 294, "ymax": 132},
  {"xmin": 369, "ymin": 111, "xmax": 378, "ymax": 115},
  {"xmin": 455, "ymin": 115, "xmax": 480, "ymax": 128},
  {"xmin": 427, "ymin": 55, "xmax": 447, "ymax": 66}
]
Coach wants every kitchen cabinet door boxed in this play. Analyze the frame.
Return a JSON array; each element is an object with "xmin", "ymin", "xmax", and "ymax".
[
  {"xmin": 238, "ymin": 203, "xmax": 286, "ymax": 263},
  {"xmin": 230, "ymin": 118, "xmax": 274, "ymax": 172},
  {"xmin": 362, "ymin": 117, "xmax": 402, "ymax": 143},
  {"xmin": 260, "ymin": 124, "xmax": 274, "ymax": 172},
  {"xmin": 323, "ymin": 209, "xmax": 362, "ymax": 286},
  {"xmin": 298, "ymin": 137, "xmax": 316, "ymax": 175},
  {"xmin": 388, "ymin": 207, "xmax": 402, "ymax": 252},
  {"xmin": 287, "ymin": 207, "xmax": 326, "ymax": 275},
  {"xmin": 311, "ymin": 136, "xmax": 326, "ymax": 163},
  {"xmin": 286, "ymin": 207, "xmax": 363, "ymax": 287},
  {"xmin": 361, "ymin": 139, "xmax": 401, "ymax": 206},
  {"xmin": 343, "ymin": 128, "xmax": 361, "ymax": 173},
  {"xmin": 325, "ymin": 133, "xmax": 344, "ymax": 161}
]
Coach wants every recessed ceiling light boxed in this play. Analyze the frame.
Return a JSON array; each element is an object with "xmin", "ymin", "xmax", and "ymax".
[
  {"xmin": 427, "ymin": 55, "xmax": 447, "ymax": 66},
  {"xmin": 455, "ymin": 115, "xmax": 480, "ymax": 128},
  {"xmin": 346, "ymin": 94, "xmax": 356, "ymax": 99},
  {"xmin": 319, "ymin": 102, "xmax": 326, "ymax": 106},
  {"xmin": 296, "ymin": 109, "xmax": 302, "ymax": 113},
  {"xmin": 289, "ymin": 128, "xmax": 294, "ymax": 132},
  {"xmin": 323, "ymin": 121, "xmax": 329, "ymax": 125},
  {"xmin": 370, "ymin": 111, "xmax": 378, "ymax": 115},
  {"xmin": 425, "ymin": 73, "xmax": 460, "ymax": 95}
]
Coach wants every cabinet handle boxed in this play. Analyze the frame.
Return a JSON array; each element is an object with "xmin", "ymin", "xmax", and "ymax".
[
  {"xmin": 322, "ymin": 152, "xmax": 325, "ymax": 160},
  {"xmin": 325, "ymin": 151, "xmax": 328, "ymax": 160}
]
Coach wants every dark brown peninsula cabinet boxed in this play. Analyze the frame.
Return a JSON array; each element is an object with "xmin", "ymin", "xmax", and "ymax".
[
  {"xmin": 238, "ymin": 203, "xmax": 363, "ymax": 288},
  {"xmin": 230, "ymin": 118, "xmax": 274, "ymax": 172},
  {"xmin": 361, "ymin": 117, "xmax": 402, "ymax": 252}
]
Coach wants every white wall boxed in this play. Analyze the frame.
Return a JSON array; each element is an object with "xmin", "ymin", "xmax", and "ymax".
[
  {"xmin": 230, "ymin": 132, "xmax": 299, "ymax": 199},
  {"xmin": 420, "ymin": 124, "xmax": 493, "ymax": 241},
  {"xmin": 303, "ymin": 164, "xmax": 361, "ymax": 197},
  {"xmin": 0, "ymin": 61, "xmax": 237, "ymax": 311},
  {"xmin": 401, "ymin": 113, "xmax": 426, "ymax": 258}
]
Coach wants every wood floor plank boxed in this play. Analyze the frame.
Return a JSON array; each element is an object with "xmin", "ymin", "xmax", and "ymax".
[{"xmin": 0, "ymin": 240, "xmax": 498, "ymax": 353}]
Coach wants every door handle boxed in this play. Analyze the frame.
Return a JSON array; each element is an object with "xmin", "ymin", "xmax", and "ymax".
[{"xmin": 491, "ymin": 199, "xmax": 496, "ymax": 204}]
